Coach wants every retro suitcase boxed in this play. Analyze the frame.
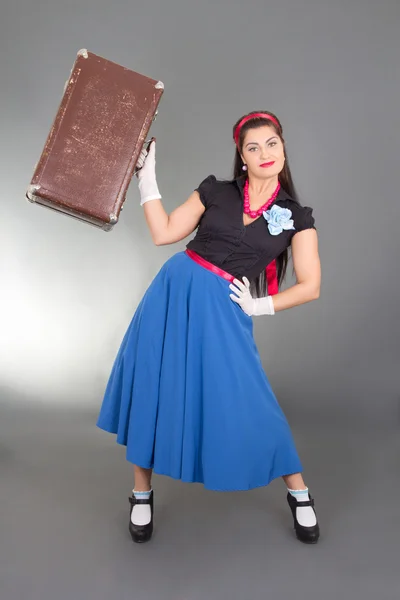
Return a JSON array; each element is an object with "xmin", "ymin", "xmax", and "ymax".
[{"xmin": 26, "ymin": 49, "xmax": 164, "ymax": 231}]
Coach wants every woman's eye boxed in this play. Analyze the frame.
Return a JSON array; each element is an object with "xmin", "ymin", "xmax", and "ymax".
[
  {"xmin": 268, "ymin": 141, "xmax": 277, "ymax": 147},
  {"xmin": 249, "ymin": 147, "xmax": 257, "ymax": 152}
]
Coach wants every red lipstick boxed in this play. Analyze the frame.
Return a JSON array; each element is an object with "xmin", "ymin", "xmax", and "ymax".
[{"xmin": 260, "ymin": 161, "xmax": 275, "ymax": 168}]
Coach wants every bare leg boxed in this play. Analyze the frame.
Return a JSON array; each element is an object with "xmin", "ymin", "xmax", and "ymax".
[
  {"xmin": 282, "ymin": 472, "xmax": 307, "ymax": 489},
  {"xmin": 133, "ymin": 465, "xmax": 153, "ymax": 491}
]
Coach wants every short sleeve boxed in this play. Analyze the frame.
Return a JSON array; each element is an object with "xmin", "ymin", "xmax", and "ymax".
[
  {"xmin": 194, "ymin": 174, "xmax": 216, "ymax": 208},
  {"xmin": 292, "ymin": 205, "xmax": 316, "ymax": 233}
]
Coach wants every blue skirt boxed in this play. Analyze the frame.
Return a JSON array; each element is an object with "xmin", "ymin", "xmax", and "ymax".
[{"xmin": 97, "ymin": 250, "xmax": 303, "ymax": 491}]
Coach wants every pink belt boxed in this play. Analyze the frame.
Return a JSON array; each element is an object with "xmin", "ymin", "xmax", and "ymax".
[
  {"xmin": 185, "ymin": 249, "xmax": 235, "ymax": 283},
  {"xmin": 185, "ymin": 249, "xmax": 279, "ymax": 295}
]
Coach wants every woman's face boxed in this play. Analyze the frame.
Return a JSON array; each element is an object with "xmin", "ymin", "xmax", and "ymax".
[{"xmin": 241, "ymin": 125, "xmax": 285, "ymax": 179}]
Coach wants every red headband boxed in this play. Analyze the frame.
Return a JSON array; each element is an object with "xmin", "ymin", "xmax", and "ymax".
[{"xmin": 234, "ymin": 113, "xmax": 280, "ymax": 147}]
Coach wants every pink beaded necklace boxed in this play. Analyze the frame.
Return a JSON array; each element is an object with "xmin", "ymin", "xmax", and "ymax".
[{"xmin": 243, "ymin": 179, "xmax": 281, "ymax": 219}]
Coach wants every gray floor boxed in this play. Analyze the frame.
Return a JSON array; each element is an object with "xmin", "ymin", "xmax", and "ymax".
[{"xmin": 1, "ymin": 401, "xmax": 399, "ymax": 600}]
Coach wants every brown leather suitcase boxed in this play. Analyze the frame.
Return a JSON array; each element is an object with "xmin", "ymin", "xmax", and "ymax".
[{"xmin": 26, "ymin": 49, "xmax": 164, "ymax": 231}]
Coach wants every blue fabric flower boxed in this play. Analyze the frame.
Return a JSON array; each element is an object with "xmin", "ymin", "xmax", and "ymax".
[{"xmin": 263, "ymin": 204, "xmax": 295, "ymax": 235}]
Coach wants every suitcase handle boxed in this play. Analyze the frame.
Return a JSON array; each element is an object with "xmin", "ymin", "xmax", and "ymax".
[{"xmin": 133, "ymin": 137, "xmax": 156, "ymax": 177}]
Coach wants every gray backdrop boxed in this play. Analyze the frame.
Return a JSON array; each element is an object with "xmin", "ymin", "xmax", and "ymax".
[
  {"xmin": 1, "ymin": 1, "xmax": 399, "ymax": 599},
  {"xmin": 1, "ymin": 0, "xmax": 398, "ymax": 425}
]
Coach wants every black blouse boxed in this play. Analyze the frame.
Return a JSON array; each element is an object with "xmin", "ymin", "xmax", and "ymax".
[{"xmin": 186, "ymin": 174, "xmax": 316, "ymax": 281}]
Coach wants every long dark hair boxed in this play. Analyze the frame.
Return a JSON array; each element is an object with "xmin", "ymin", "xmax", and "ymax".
[{"xmin": 232, "ymin": 110, "xmax": 301, "ymax": 298}]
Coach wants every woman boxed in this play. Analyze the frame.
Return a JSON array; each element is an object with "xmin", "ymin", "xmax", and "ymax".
[{"xmin": 97, "ymin": 111, "xmax": 321, "ymax": 545}]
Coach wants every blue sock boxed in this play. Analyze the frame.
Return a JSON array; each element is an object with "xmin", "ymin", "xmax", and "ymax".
[
  {"xmin": 287, "ymin": 487, "xmax": 309, "ymax": 501},
  {"xmin": 133, "ymin": 489, "xmax": 152, "ymax": 499}
]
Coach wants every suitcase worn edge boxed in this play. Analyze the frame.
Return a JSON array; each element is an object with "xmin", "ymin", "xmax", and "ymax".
[
  {"xmin": 26, "ymin": 184, "xmax": 118, "ymax": 228},
  {"xmin": 85, "ymin": 49, "xmax": 165, "ymax": 89},
  {"xmin": 26, "ymin": 188, "xmax": 116, "ymax": 231},
  {"xmin": 27, "ymin": 51, "xmax": 84, "ymax": 195}
]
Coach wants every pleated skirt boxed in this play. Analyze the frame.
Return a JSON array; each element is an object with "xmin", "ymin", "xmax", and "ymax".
[{"xmin": 97, "ymin": 250, "xmax": 303, "ymax": 491}]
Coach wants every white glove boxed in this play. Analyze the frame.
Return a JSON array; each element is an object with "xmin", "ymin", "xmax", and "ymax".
[
  {"xmin": 229, "ymin": 277, "xmax": 275, "ymax": 316},
  {"xmin": 136, "ymin": 140, "xmax": 161, "ymax": 205}
]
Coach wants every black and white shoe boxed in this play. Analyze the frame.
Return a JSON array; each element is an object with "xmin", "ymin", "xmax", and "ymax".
[
  {"xmin": 129, "ymin": 490, "xmax": 154, "ymax": 543},
  {"xmin": 286, "ymin": 491, "xmax": 320, "ymax": 544}
]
